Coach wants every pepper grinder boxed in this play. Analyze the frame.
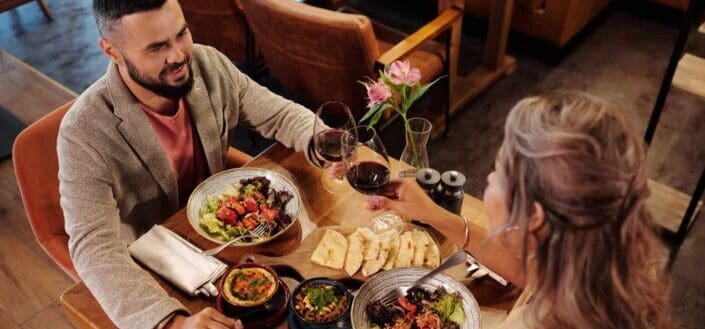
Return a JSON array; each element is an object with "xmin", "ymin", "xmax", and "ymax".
[
  {"xmin": 413, "ymin": 168, "xmax": 441, "ymax": 226},
  {"xmin": 416, "ymin": 168, "xmax": 441, "ymax": 202},
  {"xmin": 440, "ymin": 170, "xmax": 466, "ymax": 215}
]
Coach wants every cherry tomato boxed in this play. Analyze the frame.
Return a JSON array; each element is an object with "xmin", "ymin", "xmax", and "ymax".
[
  {"xmin": 216, "ymin": 206, "xmax": 238, "ymax": 226},
  {"xmin": 243, "ymin": 196, "xmax": 258, "ymax": 212},
  {"xmin": 260, "ymin": 206, "xmax": 279, "ymax": 222},
  {"xmin": 233, "ymin": 204, "xmax": 246, "ymax": 215},
  {"xmin": 398, "ymin": 296, "xmax": 417, "ymax": 317}
]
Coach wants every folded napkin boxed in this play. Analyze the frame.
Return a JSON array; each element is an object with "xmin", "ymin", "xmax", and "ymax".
[{"xmin": 129, "ymin": 225, "xmax": 228, "ymax": 297}]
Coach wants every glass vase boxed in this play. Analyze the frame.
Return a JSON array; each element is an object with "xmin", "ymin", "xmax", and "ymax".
[{"xmin": 398, "ymin": 117, "xmax": 431, "ymax": 178}]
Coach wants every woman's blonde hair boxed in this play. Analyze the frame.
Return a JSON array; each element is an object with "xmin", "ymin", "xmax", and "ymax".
[{"xmin": 496, "ymin": 91, "xmax": 670, "ymax": 329}]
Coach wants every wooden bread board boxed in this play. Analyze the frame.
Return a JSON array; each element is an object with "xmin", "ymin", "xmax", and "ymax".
[{"xmin": 237, "ymin": 225, "xmax": 460, "ymax": 282}]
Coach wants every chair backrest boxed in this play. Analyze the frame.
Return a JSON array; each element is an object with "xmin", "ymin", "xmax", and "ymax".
[
  {"xmin": 13, "ymin": 100, "xmax": 79, "ymax": 281},
  {"xmin": 240, "ymin": 0, "xmax": 380, "ymax": 118},
  {"xmin": 179, "ymin": 0, "xmax": 249, "ymax": 62}
]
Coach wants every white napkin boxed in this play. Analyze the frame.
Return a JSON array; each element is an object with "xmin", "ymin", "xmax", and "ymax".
[{"xmin": 129, "ymin": 225, "xmax": 228, "ymax": 297}]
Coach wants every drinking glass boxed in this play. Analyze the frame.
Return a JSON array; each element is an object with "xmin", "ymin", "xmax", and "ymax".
[
  {"xmin": 341, "ymin": 126, "xmax": 404, "ymax": 240},
  {"xmin": 313, "ymin": 101, "xmax": 357, "ymax": 194}
]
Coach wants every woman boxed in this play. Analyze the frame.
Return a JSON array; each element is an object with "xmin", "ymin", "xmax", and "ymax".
[{"xmin": 367, "ymin": 92, "xmax": 671, "ymax": 329}]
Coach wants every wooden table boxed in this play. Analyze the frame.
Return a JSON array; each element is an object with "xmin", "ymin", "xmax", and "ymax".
[{"xmin": 60, "ymin": 144, "xmax": 516, "ymax": 329}]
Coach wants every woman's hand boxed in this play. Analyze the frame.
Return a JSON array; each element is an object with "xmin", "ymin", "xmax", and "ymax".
[
  {"xmin": 366, "ymin": 178, "xmax": 447, "ymax": 224},
  {"xmin": 166, "ymin": 308, "xmax": 243, "ymax": 329}
]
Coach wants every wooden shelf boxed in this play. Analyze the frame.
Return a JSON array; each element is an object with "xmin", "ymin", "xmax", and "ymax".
[
  {"xmin": 647, "ymin": 179, "xmax": 703, "ymax": 234},
  {"xmin": 672, "ymin": 53, "xmax": 705, "ymax": 99}
]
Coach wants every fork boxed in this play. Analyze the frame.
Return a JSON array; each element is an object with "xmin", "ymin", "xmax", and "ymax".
[
  {"xmin": 379, "ymin": 250, "xmax": 468, "ymax": 306},
  {"xmin": 202, "ymin": 224, "xmax": 267, "ymax": 256}
]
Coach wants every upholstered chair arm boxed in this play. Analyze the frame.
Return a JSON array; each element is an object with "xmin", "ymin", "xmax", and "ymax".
[{"xmin": 375, "ymin": 7, "xmax": 463, "ymax": 69}]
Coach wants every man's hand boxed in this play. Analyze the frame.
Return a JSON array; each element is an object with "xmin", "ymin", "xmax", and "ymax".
[{"xmin": 166, "ymin": 308, "xmax": 243, "ymax": 329}]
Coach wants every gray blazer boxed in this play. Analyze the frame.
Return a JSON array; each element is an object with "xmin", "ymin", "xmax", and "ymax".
[{"xmin": 58, "ymin": 45, "xmax": 317, "ymax": 328}]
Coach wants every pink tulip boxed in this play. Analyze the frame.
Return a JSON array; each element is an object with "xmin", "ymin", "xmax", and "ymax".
[
  {"xmin": 385, "ymin": 60, "xmax": 421, "ymax": 86},
  {"xmin": 365, "ymin": 79, "xmax": 392, "ymax": 108}
]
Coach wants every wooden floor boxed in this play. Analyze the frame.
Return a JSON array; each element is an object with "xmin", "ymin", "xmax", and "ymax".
[{"xmin": 0, "ymin": 51, "xmax": 76, "ymax": 329}]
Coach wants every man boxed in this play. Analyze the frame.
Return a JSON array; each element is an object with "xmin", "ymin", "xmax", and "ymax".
[{"xmin": 58, "ymin": 0, "xmax": 321, "ymax": 328}]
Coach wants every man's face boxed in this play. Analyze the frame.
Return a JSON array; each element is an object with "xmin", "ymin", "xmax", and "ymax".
[{"xmin": 108, "ymin": 0, "xmax": 194, "ymax": 99}]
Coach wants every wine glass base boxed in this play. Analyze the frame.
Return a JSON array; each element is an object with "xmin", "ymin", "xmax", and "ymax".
[
  {"xmin": 321, "ymin": 171, "xmax": 350, "ymax": 195},
  {"xmin": 365, "ymin": 212, "xmax": 405, "ymax": 240}
]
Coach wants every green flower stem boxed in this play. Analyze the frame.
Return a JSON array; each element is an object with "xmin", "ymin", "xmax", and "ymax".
[{"xmin": 401, "ymin": 113, "xmax": 421, "ymax": 168}]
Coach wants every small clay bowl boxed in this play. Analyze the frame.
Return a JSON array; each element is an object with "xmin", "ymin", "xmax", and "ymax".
[{"xmin": 219, "ymin": 263, "xmax": 280, "ymax": 312}]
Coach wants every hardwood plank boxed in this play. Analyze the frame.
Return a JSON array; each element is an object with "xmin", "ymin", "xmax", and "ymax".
[
  {"xmin": 0, "ymin": 50, "xmax": 76, "ymax": 124},
  {"xmin": 672, "ymin": 53, "xmax": 705, "ymax": 100},
  {"xmin": 0, "ymin": 161, "xmax": 51, "ymax": 253},
  {"xmin": 0, "ymin": 213, "xmax": 73, "ymax": 324},
  {"xmin": 648, "ymin": 178, "xmax": 704, "ymax": 234},
  {"xmin": 21, "ymin": 303, "xmax": 75, "ymax": 329},
  {"xmin": 0, "ymin": 310, "xmax": 21, "ymax": 329}
]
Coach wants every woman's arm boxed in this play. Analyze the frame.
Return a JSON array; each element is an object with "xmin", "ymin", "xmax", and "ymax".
[{"xmin": 367, "ymin": 179, "xmax": 526, "ymax": 286}]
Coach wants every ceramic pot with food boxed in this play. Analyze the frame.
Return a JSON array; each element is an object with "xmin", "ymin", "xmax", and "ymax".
[
  {"xmin": 220, "ymin": 263, "xmax": 280, "ymax": 313},
  {"xmin": 290, "ymin": 277, "xmax": 352, "ymax": 329}
]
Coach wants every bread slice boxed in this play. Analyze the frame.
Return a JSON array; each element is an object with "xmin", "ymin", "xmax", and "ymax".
[
  {"xmin": 344, "ymin": 230, "xmax": 366, "ymax": 276},
  {"xmin": 395, "ymin": 231, "xmax": 414, "ymax": 268},
  {"xmin": 310, "ymin": 229, "xmax": 347, "ymax": 269},
  {"xmin": 382, "ymin": 235, "xmax": 400, "ymax": 270}
]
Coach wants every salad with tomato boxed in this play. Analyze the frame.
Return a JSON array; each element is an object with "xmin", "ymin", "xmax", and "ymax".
[
  {"xmin": 198, "ymin": 177, "xmax": 293, "ymax": 243},
  {"xmin": 366, "ymin": 287, "xmax": 465, "ymax": 329}
]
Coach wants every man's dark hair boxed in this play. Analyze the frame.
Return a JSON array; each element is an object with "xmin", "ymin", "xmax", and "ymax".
[{"xmin": 93, "ymin": 0, "xmax": 167, "ymax": 38}]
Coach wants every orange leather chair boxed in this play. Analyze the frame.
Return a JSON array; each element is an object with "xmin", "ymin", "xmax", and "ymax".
[
  {"xmin": 13, "ymin": 101, "xmax": 253, "ymax": 282},
  {"xmin": 13, "ymin": 101, "xmax": 78, "ymax": 281},
  {"xmin": 240, "ymin": 0, "xmax": 462, "ymax": 120}
]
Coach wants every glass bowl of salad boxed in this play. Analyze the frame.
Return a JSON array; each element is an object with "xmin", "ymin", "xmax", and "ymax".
[
  {"xmin": 351, "ymin": 268, "xmax": 481, "ymax": 329},
  {"xmin": 187, "ymin": 168, "xmax": 300, "ymax": 247}
]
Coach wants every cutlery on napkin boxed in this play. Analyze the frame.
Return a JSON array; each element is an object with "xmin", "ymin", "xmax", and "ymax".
[{"xmin": 128, "ymin": 225, "xmax": 228, "ymax": 297}]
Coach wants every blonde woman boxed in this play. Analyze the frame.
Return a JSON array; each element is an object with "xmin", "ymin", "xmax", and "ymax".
[{"xmin": 367, "ymin": 92, "xmax": 671, "ymax": 329}]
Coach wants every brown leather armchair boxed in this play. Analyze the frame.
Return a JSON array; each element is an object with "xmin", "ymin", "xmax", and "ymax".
[
  {"xmin": 0, "ymin": 0, "xmax": 51, "ymax": 20},
  {"xmin": 240, "ymin": 0, "xmax": 463, "ymax": 121},
  {"xmin": 179, "ymin": 0, "xmax": 256, "ymax": 70}
]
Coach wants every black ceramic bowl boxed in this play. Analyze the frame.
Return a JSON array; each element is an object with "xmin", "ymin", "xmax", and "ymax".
[{"xmin": 290, "ymin": 277, "xmax": 352, "ymax": 329}]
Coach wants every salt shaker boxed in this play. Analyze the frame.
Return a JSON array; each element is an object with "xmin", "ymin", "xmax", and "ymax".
[
  {"xmin": 440, "ymin": 170, "xmax": 466, "ymax": 215},
  {"xmin": 416, "ymin": 168, "xmax": 441, "ymax": 202}
]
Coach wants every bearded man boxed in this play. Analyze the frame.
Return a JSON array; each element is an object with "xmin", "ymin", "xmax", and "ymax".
[{"xmin": 58, "ymin": 1, "xmax": 322, "ymax": 328}]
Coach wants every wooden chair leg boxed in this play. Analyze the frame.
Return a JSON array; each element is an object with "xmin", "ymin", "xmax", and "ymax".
[{"xmin": 36, "ymin": 0, "xmax": 52, "ymax": 21}]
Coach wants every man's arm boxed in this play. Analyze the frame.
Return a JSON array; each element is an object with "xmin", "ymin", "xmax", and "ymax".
[
  {"xmin": 58, "ymin": 129, "xmax": 187, "ymax": 329},
  {"xmin": 213, "ymin": 50, "xmax": 323, "ymax": 166}
]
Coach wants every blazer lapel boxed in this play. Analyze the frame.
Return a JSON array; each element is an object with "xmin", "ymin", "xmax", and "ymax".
[
  {"xmin": 106, "ymin": 65, "xmax": 179, "ymax": 210},
  {"xmin": 185, "ymin": 65, "xmax": 223, "ymax": 176}
]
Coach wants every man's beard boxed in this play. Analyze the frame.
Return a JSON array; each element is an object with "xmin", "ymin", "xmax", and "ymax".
[{"xmin": 125, "ymin": 58, "xmax": 194, "ymax": 100}]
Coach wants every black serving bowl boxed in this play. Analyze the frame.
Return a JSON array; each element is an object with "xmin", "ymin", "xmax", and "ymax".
[{"xmin": 290, "ymin": 277, "xmax": 353, "ymax": 329}]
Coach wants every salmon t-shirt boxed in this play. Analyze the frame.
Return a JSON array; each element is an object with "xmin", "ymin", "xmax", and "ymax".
[{"xmin": 140, "ymin": 99, "xmax": 208, "ymax": 206}]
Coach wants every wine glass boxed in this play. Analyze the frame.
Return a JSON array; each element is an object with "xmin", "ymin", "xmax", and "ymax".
[
  {"xmin": 313, "ymin": 101, "xmax": 357, "ymax": 194},
  {"xmin": 341, "ymin": 126, "xmax": 404, "ymax": 240}
]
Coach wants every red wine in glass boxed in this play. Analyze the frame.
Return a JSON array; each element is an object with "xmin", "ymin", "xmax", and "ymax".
[
  {"xmin": 346, "ymin": 161, "xmax": 390, "ymax": 195},
  {"xmin": 314, "ymin": 129, "xmax": 346, "ymax": 162}
]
